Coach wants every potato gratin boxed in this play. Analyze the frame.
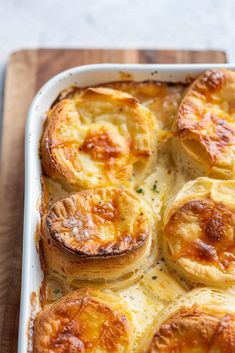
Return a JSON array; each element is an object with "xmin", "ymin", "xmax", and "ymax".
[{"xmin": 35, "ymin": 70, "xmax": 235, "ymax": 353}]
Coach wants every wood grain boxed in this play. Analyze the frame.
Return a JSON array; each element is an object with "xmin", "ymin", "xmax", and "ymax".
[{"xmin": 0, "ymin": 48, "xmax": 227, "ymax": 352}]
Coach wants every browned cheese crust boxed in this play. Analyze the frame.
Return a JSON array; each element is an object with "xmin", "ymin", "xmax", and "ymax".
[
  {"xmin": 176, "ymin": 69, "xmax": 235, "ymax": 178},
  {"xmin": 148, "ymin": 306, "xmax": 235, "ymax": 353},
  {"xmin": 33, "ymin": 288, "xmax": 133, "ymax": 353},
  {"xmin": 41, "ymin": 87, "xmax": 157, "ymax": 189},
  {"xmin": 42, "ymin": 187, "xmax": 153, "ymax": 282},
  {"xmin": 165, "ymin": 197, "xmax": 235, "ymax": 272}
]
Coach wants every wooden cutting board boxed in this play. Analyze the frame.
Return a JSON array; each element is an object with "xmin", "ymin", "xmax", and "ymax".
[{"xmin": 0, "ymin": 49, "xmax": 227, "ymax": 352}]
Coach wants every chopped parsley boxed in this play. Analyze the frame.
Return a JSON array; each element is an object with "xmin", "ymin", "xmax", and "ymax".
[
  {"xmin": 152, "ymin": 181, "xmax": 159, "ymax": 193},
  {"xmin": 53, "ymin": 288, "xmax": 61, "ymax": 295},
  {"xmin": 136, "ymin": 188, "xmax": 144, "ymax": 194}
]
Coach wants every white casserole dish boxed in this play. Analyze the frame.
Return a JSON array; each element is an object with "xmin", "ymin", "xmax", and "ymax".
[{"xmin": 19, "ymin": 63, "xmax": 235, "ymax": 353}]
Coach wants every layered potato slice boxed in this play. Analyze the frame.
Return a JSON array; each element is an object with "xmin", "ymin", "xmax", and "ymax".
[
  {"xmin": 176, "ymin": 69, "xmax": 235, "ymax": 178},
  {"xmin": 102, "ymin": 81, "xmax": 186, "ymax": 129},
  {"xmin": 163, "ymin": 177, "xmax": 235, "ymax": 286},
  {"xmin": 142, "ymin": 287, "xmax": 235, "ymax": 353},
  {"xmin": 41, "ymin": 87, "xmax": 157, "ymax": 189},
  {"xmin": 33, "ymin": 288, "xmax": 134, "ymax": 353},
  {"xmin": 42, "ymin": 187, "xmax": 154, "ymax": 284},
  {"xmin": 53, "ymin": 81, "xmax": 186, "ymax": 132}
]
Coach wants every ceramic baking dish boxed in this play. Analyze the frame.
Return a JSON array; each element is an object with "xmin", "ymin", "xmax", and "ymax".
[{"xmin": 18, "ymin": 63, "xmax": 235, "ymax": 353}]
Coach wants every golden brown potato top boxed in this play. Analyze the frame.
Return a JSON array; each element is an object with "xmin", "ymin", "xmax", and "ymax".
[
  {"xmin": 33, "ymin": 288, "xmax": 133, "ymax": 353},
  {"xmin": 176, "ymin": 69, "xmax": 235, "ymax": 177},
  {"xmin": 41, "ymin": 87, "xmax": 157, "ymax": 188},
  {"xmin": 46, "ymin": 188, "xmax": 151, "ymax": 257},
  {"xmin": 164, "ymin": 197, "xmax": 235, "ymax": 271},
  {"xmin": 148, "ymin": 306, "xmax": 235, "ymax": 353}
]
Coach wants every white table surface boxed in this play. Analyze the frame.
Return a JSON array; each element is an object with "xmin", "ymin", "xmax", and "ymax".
[{"xmin": 0, "ymin": 0, "xmax": 234, "ymax": 121}]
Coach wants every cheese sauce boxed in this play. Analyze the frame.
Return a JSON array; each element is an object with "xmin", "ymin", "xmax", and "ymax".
[{"xmin": 39, "ymin": 80, "xmax": 193, "ymax": 352}]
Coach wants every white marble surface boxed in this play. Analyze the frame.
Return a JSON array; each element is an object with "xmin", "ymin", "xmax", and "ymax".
[{"xmin": 0, "ymin": 0, "xmax": 235, "ymax": 113}]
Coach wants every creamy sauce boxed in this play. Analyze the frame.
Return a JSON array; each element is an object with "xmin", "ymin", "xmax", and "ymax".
[{"xmin": 39, "ymin": 80, "xmax": 194, "ymax": 352}]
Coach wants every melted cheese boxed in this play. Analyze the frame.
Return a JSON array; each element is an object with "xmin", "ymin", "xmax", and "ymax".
[
  {"xmin": 115, "ymin": 263, "xmax": 186, "ymax": 352},
  {"xmin": 33, "ymin": 289, "xmax": 134, "ymax": 353},
  {"xmin": 38, "ymin": 76, "xmax": 235, "ymax": 353},
  {"xmin": 144, "ymin": 288, "xmax": 235, "ymax": 353},
  {"xmin": 39, "ymin": 79, "xmax": 187, "ymax": 352},
  {"xmin": 140, "ymin": 264, "xmax": 186, "ymax": 302},
  {"xmin": 117, "ymin": 283, "xmax": 164, "ymax": 353},
  {"xmin": 163, "ymin": 177, "xmax": 235, "ymax": 287},
  {"xmin": 176, "ymin": 69, "xmax": 235, "ymax": 179},
  {"xmin": 41, "ymin": 87, "xmax": 158, "ymax": 189},
  {"xmin": 46, "ymin": 188, "xmax": 151, "ymax": 256}
]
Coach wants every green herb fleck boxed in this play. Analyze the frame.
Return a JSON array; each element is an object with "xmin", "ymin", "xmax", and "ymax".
[
  {"xmin": 54, "ymin": 289, "xmax": 61, "ymax": 295},
  {"xmin": 136, "ymin": 188, "xmax": 144, "ymax": 194},
  {"xmin": 152, "ymin": 181, "xmax": 159, "ymax": 193}
]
